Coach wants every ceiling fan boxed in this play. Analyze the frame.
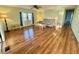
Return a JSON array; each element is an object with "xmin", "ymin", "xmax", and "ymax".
[{"xmin": 31, "ymin": 5, "xmax": 41, "ymax": 9}]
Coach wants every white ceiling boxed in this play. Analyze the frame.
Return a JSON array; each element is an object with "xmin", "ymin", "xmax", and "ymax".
[{"xmin": 8, "ymin": 5, "xmax": 76, "ymax": 10}]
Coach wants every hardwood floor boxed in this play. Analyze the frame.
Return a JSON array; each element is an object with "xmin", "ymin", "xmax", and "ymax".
[{"xmin": 5, "ymin": 26, "xmax": 79, "ymax": 54}]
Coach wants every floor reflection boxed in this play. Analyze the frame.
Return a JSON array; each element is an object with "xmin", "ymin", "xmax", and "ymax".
[{"xmin": 24, "ymin": 28, "xmax": 34, "ymax": 40}]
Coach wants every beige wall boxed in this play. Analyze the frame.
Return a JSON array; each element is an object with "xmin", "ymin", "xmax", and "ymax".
[
  {"xmin": 0, "ymin": 6, "xmax": 32, "ymax": 31},
  {"xmin": 36, "ymin": 8, "xmax": 44, "ymax": 22}
]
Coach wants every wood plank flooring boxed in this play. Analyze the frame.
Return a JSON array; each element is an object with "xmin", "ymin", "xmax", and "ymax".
[{"xmin": 5, "ymin": 26, "xmax": 79, "ymax": 54}]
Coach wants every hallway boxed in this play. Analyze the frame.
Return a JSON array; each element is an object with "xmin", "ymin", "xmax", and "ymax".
[{"xmin": 5, "ymin": 26, "xmax": 79, "ymax": 54}]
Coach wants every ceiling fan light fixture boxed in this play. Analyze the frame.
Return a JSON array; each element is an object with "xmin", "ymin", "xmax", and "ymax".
[{"xmin": 33, "ymin": 5, "xmax": 39, "ymax": 9}]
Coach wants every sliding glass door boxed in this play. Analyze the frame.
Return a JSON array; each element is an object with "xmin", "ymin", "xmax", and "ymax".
[
  {"xmin": 20, "ymin": 12, "xmax": 28, "ymax": 26},
  {"xmin": 27, "ymin": 13, "xmax": 33, "ymax": 26},
  {"xmin": 20, "ymin": 12, "xmax": 34, "ymax": 27}
]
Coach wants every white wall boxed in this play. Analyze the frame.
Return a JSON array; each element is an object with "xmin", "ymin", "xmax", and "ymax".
[
  {"xmin": 71, "ymin": 6, "xmax": 79, "ymax": 42},
  {"xmin": 0, "ymin": 22, "xmax": 5, "ymax": 41},
  {"xmin": 0, "ymin": 22, "xmax": 5, "ymax": 54}
]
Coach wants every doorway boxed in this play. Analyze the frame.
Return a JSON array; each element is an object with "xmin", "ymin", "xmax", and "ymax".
[{"xmin": 64, "ymin": 9, "xmax": 74, "ymax": 26}]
